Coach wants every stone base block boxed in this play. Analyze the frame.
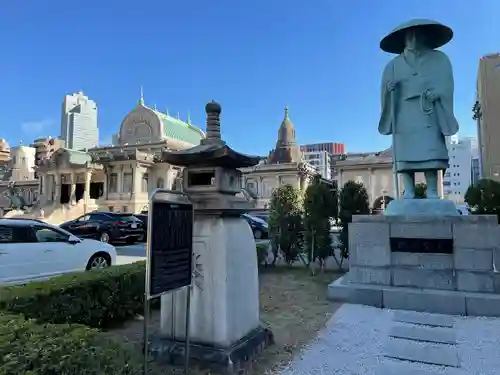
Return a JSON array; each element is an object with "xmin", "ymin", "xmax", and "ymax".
[
  {"xmin": 327, "ymin": 275, "xmax": 500, "ymax": 317},
  {"xmin": 148, "ymin": 326, "xmax": 274, "ymax": 374},
  {"xmin": 384, "ymin": 198, "xmax": 460, "ymax": 216},
  {"xmin": 392, "ymin": 268, "xmax": 455, "ymax": 290}
]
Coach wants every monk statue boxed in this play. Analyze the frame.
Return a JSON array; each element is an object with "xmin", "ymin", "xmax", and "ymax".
[{"xmin": 378, "ymin": 19, "xmax": 459, "ymax": 200}]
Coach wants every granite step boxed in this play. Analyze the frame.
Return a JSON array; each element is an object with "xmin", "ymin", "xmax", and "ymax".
[
  {"xmin": 384, "ymin": 337, "xmax": 460, "ymax": 367},
  {"xmin": 393, "ymin": 310, "xmax": 454, "ymax": 328},
  {"xmin": 378, "ymin": 360, "xmax": 459, "ymax": 375},
  {"xmin": 390, "ymin": 324, "xmax": 456, "ymax": 345}
]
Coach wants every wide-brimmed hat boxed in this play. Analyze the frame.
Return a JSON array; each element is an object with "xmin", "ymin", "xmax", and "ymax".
[{"xmin": 380, "ymin": 19, "xmax": 453, "ymax": 54}]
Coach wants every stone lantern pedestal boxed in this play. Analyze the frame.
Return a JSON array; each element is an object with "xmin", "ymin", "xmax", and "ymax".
[{"xmin": 150, "ymin": 101, "xmax": 273, "ymax": 373}]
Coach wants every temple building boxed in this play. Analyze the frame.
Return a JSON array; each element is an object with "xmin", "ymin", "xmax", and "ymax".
[
  {"xmin": 5, "ymin": 93, "xmax": 205, "ymax": 222},
  {"xmin": 240, "ymin": 107, "xmax": 317, "ymax": 208},
  {"xmin": 332, "ymin": 149, "xmax": 445, "ymax": 212}
]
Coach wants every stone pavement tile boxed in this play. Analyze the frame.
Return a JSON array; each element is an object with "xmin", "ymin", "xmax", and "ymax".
[
  {"xmin": 378, "ymin": 360, "xmax": 457, "ymax": 375},
  {"xmin": 390, "ymin": 324, "xmax": 456, "ymax": 345},
  {"xmin": 384, "ymin": 338, "xmax": 460, "ymax": 367},
  {"xmin": 393, "ymin": 310, "xmax": 454, "ymax": 328}
]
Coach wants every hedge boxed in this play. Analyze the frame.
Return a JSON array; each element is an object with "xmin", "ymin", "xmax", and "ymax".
[
  {"xmin": 0, "ymin": 313, "xmax": 142, "ymax": 375},
  {"xmin": 0, "ymin": 261, "xmax": 147, "ymax": 329}
]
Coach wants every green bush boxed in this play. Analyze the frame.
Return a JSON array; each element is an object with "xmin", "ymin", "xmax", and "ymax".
[
  {"xmin": 256, "ymin": 242, "xmax": 269, "ymax": 265},
  {"xmin": 0, "ymin": 262, "xmax": 147, "ymax": 329},
  {"xmin": 0, "ymin": 313, "xmax": 142, "ymax": 375}
]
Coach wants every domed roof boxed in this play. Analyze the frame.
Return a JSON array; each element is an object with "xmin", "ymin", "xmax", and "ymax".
[{"xmin": 269, "ymin": 106, "xmax": 302, "ymax": 164}]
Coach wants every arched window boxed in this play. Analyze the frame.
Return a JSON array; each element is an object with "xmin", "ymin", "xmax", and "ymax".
[{"xmin": 157, "ymin": 178, "xmax": 164, "ymax": 189}]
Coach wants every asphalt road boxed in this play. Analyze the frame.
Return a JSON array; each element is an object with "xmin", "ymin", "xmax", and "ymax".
[{"xmin": 115, "ymin": 240, "xmax": 271, "ymax": 266}]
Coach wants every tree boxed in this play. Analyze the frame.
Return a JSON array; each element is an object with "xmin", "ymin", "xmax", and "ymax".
[
  {"xmin": 268, "ymin": 184, "xmax": 304, "ymax": 265},
  {"xmin": 303, "ymin": 179, "xmax": 335, "ymax": 273},
  {"xmin": 465, "ymin": 179, "xmax": 500, "ymax": 221},
  {"xmin": 414, "ymin": 183, "xmax": 427, "ymax": 199},
  {"xmin": 338, "ymin": 181, "xmax": 370, "ymax": 267}
]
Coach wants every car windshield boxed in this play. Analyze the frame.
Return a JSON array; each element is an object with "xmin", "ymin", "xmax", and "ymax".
[
  {"xmin": 245, "ymin": 214, "xmax": 267, "ymax": 225},
  {"xmin": 45, "ymin": 223, "xmax": 74, "ymax": 237},
  {"xmin": 115, "ymin": 215, "xmax": 138, "ymax": 222}
]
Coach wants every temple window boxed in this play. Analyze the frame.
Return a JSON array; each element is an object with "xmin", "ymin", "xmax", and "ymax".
[
  {"xmin": 246, "ymin": 180, "xmax": 257, "ymax": 195},
  {"xmin": 157, "ymin": 178, "xmax": 164, "ymax": 189},
  {"xmin": 109, "ymin": 173, "xmax": 118, "ymax": 193},
  {"xmin": 142, "ymin": 173, "xmax": 149, "ymax": 192},
  {"xmin": 122, "ymin": 172, "xmax": 133, "ymax": 193}
]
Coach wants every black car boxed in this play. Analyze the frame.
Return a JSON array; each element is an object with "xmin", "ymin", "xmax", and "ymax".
[
  {"xmin": 242, "ymin": 214, "xmax": 269, "ymax": 239},
  {"xmin": 59, "ymin": 212, "xmax": 145, "ymax": 244},
  {"xmin": 129, "ymin": 213, "xmax": 147, "ymax": 242}
]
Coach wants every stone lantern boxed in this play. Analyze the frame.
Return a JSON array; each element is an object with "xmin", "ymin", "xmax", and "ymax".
[{"xmin": 153, "ymin": 101, "xmax": 274, "ymax": 373}]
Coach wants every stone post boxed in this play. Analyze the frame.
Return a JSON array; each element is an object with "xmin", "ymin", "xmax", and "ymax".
[
  {"xmin": 102, "ymin": 167, "xmax": 108, "ymax": 200},
  {"xmin": 53, "ymin": 173, "xmax": 61, "ymax": 205},
  {"xmin": 84, "ymin": 170, "xmax": 92, "ymax": 213},
  {"xmin": 117, "ymin": 165, "xmax": 124, "ymax": 196},
  {"xmin": 69, "ymin": 171, "xmax": 76, "ymax": 205},
  {"xmin": 131, "ymin": 164, "xmax": 137, "ymax": 198}
]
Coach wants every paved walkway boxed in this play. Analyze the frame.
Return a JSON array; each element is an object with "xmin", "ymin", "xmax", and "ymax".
[{"xmin": 279, "ymin": 304, "xmax": 500, "ymax": 375}]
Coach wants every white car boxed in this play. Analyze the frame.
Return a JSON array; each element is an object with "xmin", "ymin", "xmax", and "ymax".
[{"xmin": 0, "ymin": 218, "xmax": 117, "ymax": 286}]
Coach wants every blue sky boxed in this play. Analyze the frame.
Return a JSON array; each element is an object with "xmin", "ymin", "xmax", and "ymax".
[{"xmin": 0, "ymin": 0, "xmax": 498, "ymax": 155}]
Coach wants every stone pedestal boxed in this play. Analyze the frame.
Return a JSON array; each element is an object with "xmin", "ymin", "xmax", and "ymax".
[
  {"xmin": 328, "ymin": 213, "xmax": 500, "ymax": 317},
  {"xmin": 150, "ymin": 215, "xmax": 273, "ymax": 373}
]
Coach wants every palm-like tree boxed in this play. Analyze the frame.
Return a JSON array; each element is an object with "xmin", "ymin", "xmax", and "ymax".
[{"xmin": 472, "ymin": 100, "xmax": 482, "ymax": 121}]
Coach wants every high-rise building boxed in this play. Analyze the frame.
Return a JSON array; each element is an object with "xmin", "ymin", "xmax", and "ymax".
[
  {"xmin": 443, "ymin": 136, "xmax": 473, "ymax": 204},
  {"xmin": 303, "ymin": 150, "xmax": 331, "ymax": 180},
  {"xmin": 300, "ymin": 142, "xmax": 346, "ymax": 155},
  {"xmin": 61, "ymin": 91, "xmax": 98, "ymax": 151},
  {"xmin": 476, "ymin": 53, "xmax": 500, "ymax": 181}
]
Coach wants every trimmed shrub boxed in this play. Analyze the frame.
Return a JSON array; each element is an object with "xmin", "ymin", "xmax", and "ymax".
[
  {"xmin": 256, "ymin": 242, "xmax": 269, "ymax": 265},
  {"xmin": 0, "ymin": 313, "xmax": 142, "ymax": 375},
  {"xmin": 0, "ymin": 262, "xmax": 147, "ymax": 329}
]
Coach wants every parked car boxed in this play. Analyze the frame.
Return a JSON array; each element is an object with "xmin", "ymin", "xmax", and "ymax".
[
  {"xmin": 0, "ymin": 218, "xmax": 116, "ymax": 286},
  {"xmin": 134, "ymin": 213, "xmax": 148, "ymax": 242},
  {"xmin": 242, "ymin": 214, "xmax": 269, "ymax": 239},
  {"xmin": 59, "ymin": 212, "xmax": 145, "ymax": 244}
]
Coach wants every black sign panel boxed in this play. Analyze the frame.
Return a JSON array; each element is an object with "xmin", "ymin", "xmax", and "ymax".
[
  {"xmin": 148, "ymin": 200, "xmax": 193, "ymax": 297},
  {"xmin": 390, "ymin": 237, "xmax": 453, "ymax": 254}
]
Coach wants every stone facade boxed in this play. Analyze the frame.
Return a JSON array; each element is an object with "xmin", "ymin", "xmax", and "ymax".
[
  {"xmin": 333, "ymin": 149, "xmax": 444, "ymax": 207},
  {"xmin": 4, "ymin": 99, "xmax": 205, "ymax": 221},
  {"xmin": 328, "ymin": 214, "xmax": 500, "ymax": 317},
  {"xmin": 240, "ymin": 107, "xmax": 318, "ymax": 209}
]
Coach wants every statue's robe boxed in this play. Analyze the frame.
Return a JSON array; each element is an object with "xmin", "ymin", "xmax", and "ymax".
[{"xmin": 378, "ymin": 49, "xmax": 459, "ymax": 173}]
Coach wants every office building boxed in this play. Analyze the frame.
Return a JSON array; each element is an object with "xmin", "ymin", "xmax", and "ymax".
[
  {"xmin": 443, "ymin": 136, "xmax": 473, "ymax": 204},
  {"xmin": 61, "ymin": 91, "xmax": 99, "ymax": 151},
  {"xmin": 303, "ymin": 150, "xmax": 331, "ymax": 179},
  {"xmin": 476, "ymin": 53, "xmax": 500, "ymax": 181},
  {"xmin": 300, "ymin": 142, "xmax": 346, "ymax": 155}
]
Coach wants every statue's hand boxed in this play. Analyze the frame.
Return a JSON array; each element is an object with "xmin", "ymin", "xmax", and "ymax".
[
  {"xmin": 386, "ymin": 80, "xmax": 397, "ymax": 92},
  {"xmin": 425, "ymin": 90, "xmax": 438, "ymax": 102}
]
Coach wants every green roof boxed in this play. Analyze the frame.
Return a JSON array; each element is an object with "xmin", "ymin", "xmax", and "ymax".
[
  {"xmin": 61, "ymin": 148, "xmax": 92, "ymax": 165},
  {"xmin": 155, "ymin": 111, "xmax": 205, "ymax": 145}
]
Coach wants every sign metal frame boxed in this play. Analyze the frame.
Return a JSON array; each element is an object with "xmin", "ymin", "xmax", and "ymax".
[{"xmin": 143, "ymin": 189, "xmax": 194, "ymax": 375}]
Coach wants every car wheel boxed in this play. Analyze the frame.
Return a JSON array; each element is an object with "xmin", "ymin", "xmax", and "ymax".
[
  {"xmin": 99, "ymin": 232, "xmax": 110, "ymax": 243},
  {"xmin": 86, "ymin": 253, "xmax": 111, "ymax": 270},
  {"xmin": 253, "ymin": 229, "xmax": 263, "ymax": 239}
]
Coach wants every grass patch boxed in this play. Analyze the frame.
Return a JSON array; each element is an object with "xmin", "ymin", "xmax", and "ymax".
[{"xmin": 111, "ymin": 268, "xmax": 342, "ymax": 374}]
